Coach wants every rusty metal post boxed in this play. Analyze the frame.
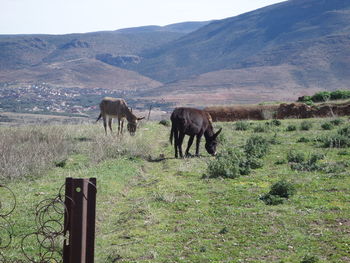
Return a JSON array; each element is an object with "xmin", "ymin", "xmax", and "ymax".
[{"xmin": 63, "ymin": 178, "xmax": 97, "ymax": 263}]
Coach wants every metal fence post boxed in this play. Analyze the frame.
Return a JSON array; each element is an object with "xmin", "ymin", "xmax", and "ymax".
[{"xmin": 63, "ymin": 178, "xmax": 97, "ymax": 263}]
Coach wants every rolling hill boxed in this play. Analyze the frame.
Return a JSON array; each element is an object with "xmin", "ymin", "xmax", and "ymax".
[{"xmin": 125, "ymin": 0, "xmax": 350, "ymax": 104}]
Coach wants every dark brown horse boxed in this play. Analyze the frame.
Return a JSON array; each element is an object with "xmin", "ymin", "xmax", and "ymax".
[{"xmin": 170, "ymin": 107, "xmax": 222, "ymax": 158}]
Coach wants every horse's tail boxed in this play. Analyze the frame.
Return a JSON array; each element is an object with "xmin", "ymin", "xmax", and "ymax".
[{"xmin": 96, "ymin": 113, "xmax": 102, "ymax": 122}]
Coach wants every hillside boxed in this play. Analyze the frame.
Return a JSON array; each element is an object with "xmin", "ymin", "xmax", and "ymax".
[
  {"xmin": 0, "ymin": 58, "xmax": 161, "ymax": 90},
  {"xmin": 130, "ymin": 0, "xmax": 350, "ymax": 81},
  {"xmin": 124, "ymin": 0, "xmax": 350, "ymax": 104}
]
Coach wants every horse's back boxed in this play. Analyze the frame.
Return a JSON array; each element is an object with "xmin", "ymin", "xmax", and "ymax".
[{"xmin": 100, "ymin": 97, "xmax": 127, "ymax": 116}]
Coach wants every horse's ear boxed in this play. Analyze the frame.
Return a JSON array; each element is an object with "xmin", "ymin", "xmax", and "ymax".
[
  {"xmin": 213, "ymin": 128, "xmax": 222, "ymax": 139},
  {"xmin": 137, "ymin": 117, "xmax": 145, "ymax": 121}
]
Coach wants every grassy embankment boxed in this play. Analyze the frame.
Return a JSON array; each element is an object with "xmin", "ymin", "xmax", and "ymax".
[{"xmin": 1, "ymin": 117, "xmax": 350, "ymax": 262}]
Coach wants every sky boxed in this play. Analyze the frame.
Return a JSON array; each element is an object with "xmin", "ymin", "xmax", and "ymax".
[{"xmin": 1, "ymin": 0, "xmax": 287, "ymax": 35}]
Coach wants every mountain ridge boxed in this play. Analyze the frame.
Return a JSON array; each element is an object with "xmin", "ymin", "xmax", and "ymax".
[{"xmin": 1, "ymin": 0, "xmax": 350, "ymax": 109}]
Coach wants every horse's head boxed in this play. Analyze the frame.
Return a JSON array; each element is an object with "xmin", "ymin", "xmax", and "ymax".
[
  {"xmin": 127, "ymin": 117, "xmax": 145, "ymax": 136},
  {"xmin": 205, "ymin": 128, "xmax": 222, "ymax": 156}
]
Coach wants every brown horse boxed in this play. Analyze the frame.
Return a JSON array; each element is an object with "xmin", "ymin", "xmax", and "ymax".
[
  {"xmin": 96, "ymin": 97, "xmax": 144, "ymax": 136},
  {"xmin": 170, "ymin": 107, "xmax": 222, "ymax": 158}
]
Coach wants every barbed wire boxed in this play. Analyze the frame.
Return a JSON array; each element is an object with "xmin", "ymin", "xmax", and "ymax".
[
  {"xmin": 1, "ymin": 184, "xmax": 68, "ymax": 263},
  {"xmin": 0, "ymin": 184, "xmax": 16, "ymax": 251}
]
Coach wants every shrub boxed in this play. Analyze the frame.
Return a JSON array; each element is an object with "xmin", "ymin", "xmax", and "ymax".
[
  {"xmin": 269, "ymin": 180, "xmax": 296, "ymax": 198},
  {"xmin": 321, "ymin": 134, "xmax": 350, "ymax": 148},
  {"xmin": 271, "ymin": 119, "xmax": 281, "ymax": 126},
  {"xmin": 260, "ymin": 194, "xmax": 286, "ymax": 205},
  {"xmin": 235, "ymin": 121, "xmax": 250, "ymax": 131},
  {"xmin": 298, "ymin": 95, "xmax": 312, "ymax": 102},
  {"xmin": 246, "ymin": 157, "xmax": 264, "ymax": 169},
  {"xmin": 206, "ymin": 149, "xmax": 248, "ymax": 179},
  {"xmin": 260, "ymin": 180, "xmax": 296, "ymax": 205},
  {"xmin": 330, "ymin": 118, "xmax": 344, "ymax": 126},
  {"xmin": 338, "ymin": 125, "xmax": 350, "ymax": 137},
  {"xmin": 286, "ymin": 124, "xmax": 297, "ymax": 131},
  {"xmin": 290, "ymin": 153, "xmax": 326, "ymax": 172},
  {"xmin": 299, "ymin": 90, "xmax": 350, "ymax": 103},
  {"xmin": 297, "ymin": 137, "xmax": 310, "ymax": 143},
  {"xmin": 329, "ymin": 90, "xmax": 350, "ymax": 100},
  {"xmin": 159, "ymin": 119, "xmax": 170, "ymax": 126},
  {"xmin": 275, "ymin": 159, "xmax": 286, "ymax": 165},
  {"xmin": 207, "ymin": 135, "xmax": 271, "ymax": 179},
  {"xmin": 244, "ymin": 135, "xmax": 269, "ymax": 158},
  {"xmin": 287, "ymin": 150, "xmax": 305, "ymax": 163},
  {"xmin": 253, "ymin": 124, "xmax": 269, "ymax": 133},
  {"xmin": 338, "ymin": 150, "xmax": 349, "ymax": 156},
  {"xmin": 305, "ymin": 100, "xmax": 314, "ymax": 106},
  {"xmin": 312, "ymin": 91, "xmax": 331, "ymax": 102},
  {"xmin": 300, "ymin": 255, "xmax": 319, "ymax": 263},
  {"xmin": 300, "ymin": 121, "xmax": 312, "ymax": 131},
  {"xmin": 321, "ymin": 122, "xmax": 333, "ymax": 130}
]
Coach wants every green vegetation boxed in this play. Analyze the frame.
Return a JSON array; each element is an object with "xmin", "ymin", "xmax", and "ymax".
[
  {"xmin": 1, "ymin": 117, "xmax": 350, "ymax": 262},
  {"xmin": 298, "ymin": 90, "xmax": 350, "ymax": 103},
  {"xmin": 260, "ymin": 180, "xmax": 296, "ymax": 205},
  {"xmin": 235, "ymin": 120, "xmax": 251, "ymax": 131}
]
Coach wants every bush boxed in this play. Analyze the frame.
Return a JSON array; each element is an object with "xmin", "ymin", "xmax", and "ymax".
[
  {"xmin": 299, "ymin": 90, "xmax": 350, "ymax": 103},
  {"xmin": 338, "ymin": 125, "xmax": 350, "ymax": 137},
  {"xmin": 275, "ymin": 159, "xmax": 286, "ymax": 165},
  {"xmin": 286, "ymin": 124, "xmax": 297, "ymax": 131},
  {"xmin": 271, "ymin": 119, "xmax": 281, "ymax": 126},
  {"xmin": 330, "ymin": 118, "xmax": 344, "ymax": 126},
  {"xmin": 159, "ymin": 119, "xmax": 170, "ymax": 126},
  {"xmin": 297, "ymin": 137, "xmax": 310, "ymax": 143},
  {"xmin": 321, "ymin": 134, "xmax": 350, "ymax": 148},
  {"xmin": 329, "ymin": 90, "xmax": 350, "ymax": 100},
  {"xmin": 244, "ymin": 135, "xmax": 270, "ymax": 158},
  {"xmin": 300, "ymin": 255, "xmax": 319, "ymax": 263},
  {"xmin": 287, "ymin": 150, "xmax": 305, "ymax": 163},
  {"xmin": 206, "ymin": 149, "xmax": 248, "ymax": 179},
  {"xmin": 298, "ymin": 95, "xmax": 312, "ymax": 102},
  {"xmin": 312, "ymin": 91, "xmax": 331, "ymax": 102},
  {"xmin": 269, "ymin": 180, "xmax": 296, "ymax": 198},
  {"xmin": 235, "ymin": 121, "xmax": 250, "ymax": 131},
  {"xmin": 260, "ymin": 194, "xmax": 286, "ymax": 205},
  {"xmin": 290, "ymin": 153, "xmax": 326, "ymax": 172},
  {"xmin": 300, "ymin": 121, "xmax": 313, "ymax": 131},
  {"xmin": 321, "ymin": 122, "xmax": 333, "ymax": 130},
  {"xmin": 253, "ymin": 124, "xmax": 269, "ymax": 133},
  {"xmin": 260, "ymin": 180, "xmax": 296, "ymax": 205}
]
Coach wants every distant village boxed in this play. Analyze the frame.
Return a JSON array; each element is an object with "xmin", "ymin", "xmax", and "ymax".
[
  {"xmin": 0, "ymin": 83, "xmax": 175, "ymax": 121},
  {"xmin": 0, "ymin": 84, "xmax": 150, "ymax": 116}
]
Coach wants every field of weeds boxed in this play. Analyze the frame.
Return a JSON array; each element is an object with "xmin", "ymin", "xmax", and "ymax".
[{"xmin": 1, "ymin": 117, "xmax": 350, "ymax": 262}]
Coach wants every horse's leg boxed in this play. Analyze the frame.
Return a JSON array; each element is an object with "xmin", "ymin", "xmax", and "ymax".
[
  {"xmin": 195, "ymin": 135, "xmax": 202, "ymax": 156},
  {"xmin": 178, "ymin": 132, "xmax": 185, "ymax": 158},
  {"xmin": 103, "ymin": 116, "xmax": 107, "ymax": 135},
  {"xmin": 108, "ymin": 118, "xmax": 113, "ymax": 134},
  {"xmin": 117, "ymin": 118, "xmax": 120, "ymax": 136},
  {"xmin": 121, "ymin": 119, "xmax": 124, "ymax": 135},
  {"xmin": 185, "ymin": 135, "xmax": 195, "ymax": 157},
  {"xmin": 173, "ymin": 128, "xmax": 179, "ymax": 158}
]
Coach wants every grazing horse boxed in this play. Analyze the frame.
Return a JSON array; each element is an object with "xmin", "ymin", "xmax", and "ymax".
[
  {"xmin": 96, "ymin": 97, "xmax": 144, "ymax": 136},
  {"xmin": 170, "ymin": 107, "xmax": 222, "ymax": 158}
]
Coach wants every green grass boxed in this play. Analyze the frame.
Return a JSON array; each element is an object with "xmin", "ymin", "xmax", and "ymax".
[{"xmin": 1, "ymin": 118, "xmax": 350, "ymax": 262}]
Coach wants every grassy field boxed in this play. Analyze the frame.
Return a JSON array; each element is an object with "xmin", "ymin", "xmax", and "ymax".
[{"xmin": 1, "ymin": 117, "xmax": 350, "ymax": 262}]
